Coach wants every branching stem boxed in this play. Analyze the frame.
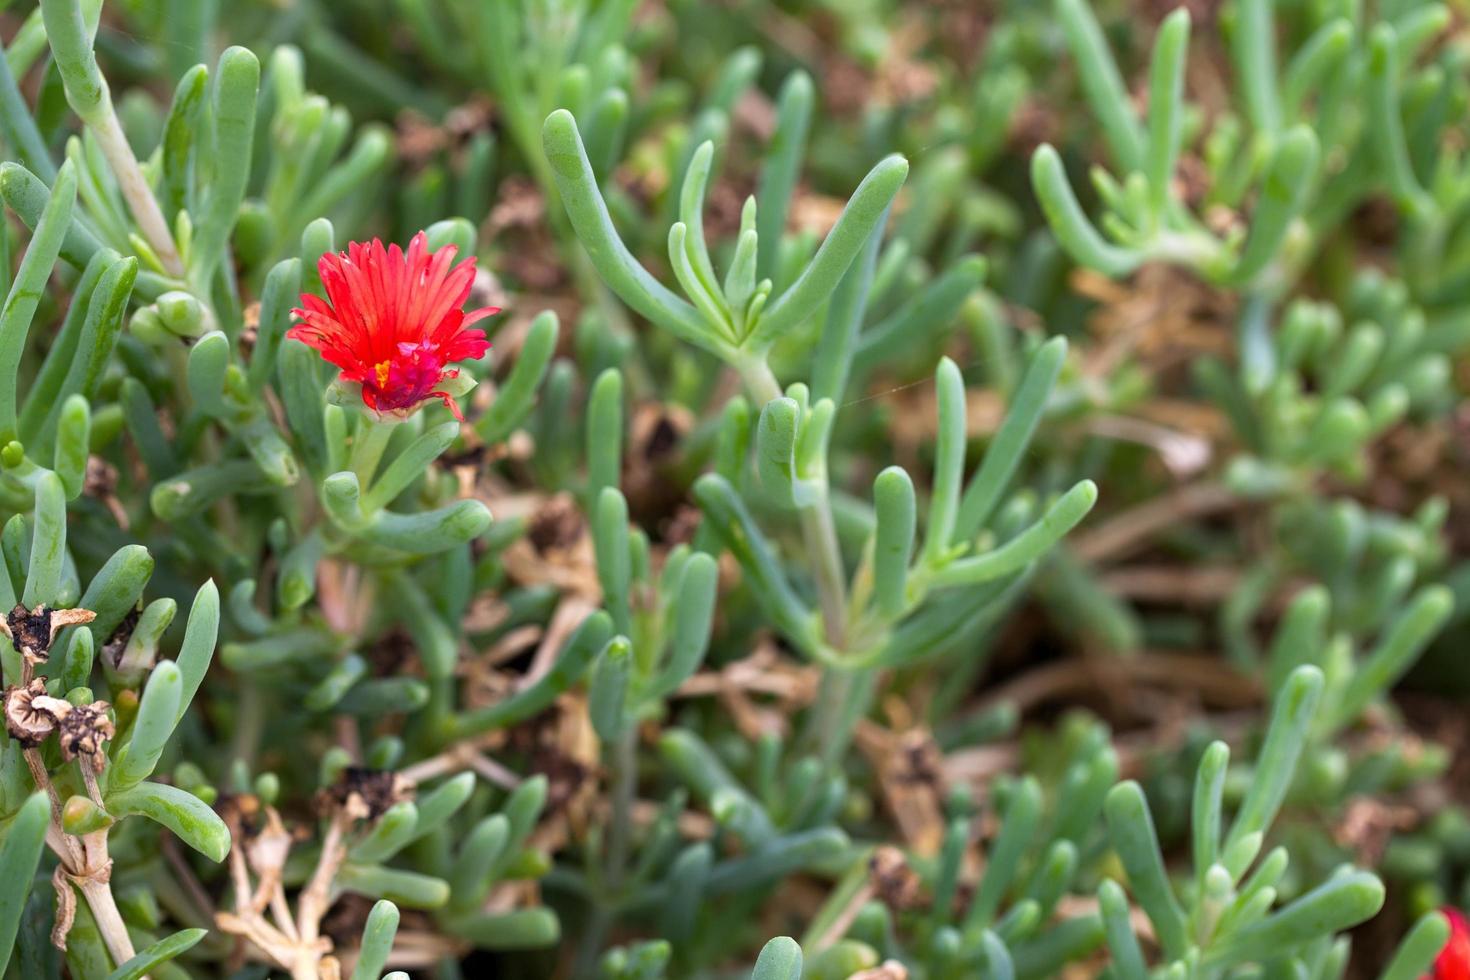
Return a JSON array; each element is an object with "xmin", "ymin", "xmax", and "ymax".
[{"xmin": 91, "ymin": 107, "xmax": 183, "ymax": 277}]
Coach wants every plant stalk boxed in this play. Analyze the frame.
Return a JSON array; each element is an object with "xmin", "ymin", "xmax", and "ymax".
[
  {"xmin": 575, "ymin": 724, "xmax": 639, "ymax": 976},
  {"xmin": 735, "ymin": 356, "xmax": 851, "ymax": 648},
  {"xmin": 78, "ymin": 876, "xmax": 139, "ymax": 971},
  {"xmin": 91, "ymin": 107, "xmax": 183, "ymax": 277},
  {"xmin": 606, "ymin": 725, "xmax": 637, "ymax": 888},
  {"xmin": 349, "ymin": 417, "xmax": 398, "ymax": 491},
  {"xmin": 736, "ymin": 355, "xmax": 861, "ymax": 758}
]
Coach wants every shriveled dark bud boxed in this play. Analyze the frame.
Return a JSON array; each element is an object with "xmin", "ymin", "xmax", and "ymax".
[{"xmin": 319, "ymin": 767, "xmax": 413, "ymax": 821}]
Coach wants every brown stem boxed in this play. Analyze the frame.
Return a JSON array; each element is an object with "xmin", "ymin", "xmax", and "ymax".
[
  {"xmin": 23, "ymin": 748, "xmax": 85, "ymax": 870},
  {"xmin": 290, "ymin": 954, "xmax": 321, "ymax": 980},
  {"xmin": 22, "ymin": 748, "xmax": 65, "ymax": 827},
  {"xmin": 77, "ymin": 876, "xmax": 138, "ymax": 970},
  {"xmin": 161, "ymin": 835, "xmax": 216, "ymax": 921},
  {"xmin": 269, "ymin": 885, "xmax": 299, "ymax": 943},
  {"xmin": 296, "ymin": 815, "xmax": 349, "ymax": 947},
  {"xmin": 228, "ymin": 845, "xmax": 254, "ymax": 915},
  {"xmin": 398, "ymin": 741, "xmax": 520, "ymax": 790},
  {"xmin": 81, "ymin": 766, "xmax": 105, "ymax": 807},
  {"xmin": 68, "ymin": 826, "xmax": 139, "ymax": 971}
]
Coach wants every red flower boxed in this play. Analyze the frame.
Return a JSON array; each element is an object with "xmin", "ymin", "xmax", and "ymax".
[
  {"xmin": 1430, "ymin": 907, "xmax": 1470, "ymax": 980},
  {"xmin": 288, "ymin": 231, "xmax": 497, "ymax": 419}
]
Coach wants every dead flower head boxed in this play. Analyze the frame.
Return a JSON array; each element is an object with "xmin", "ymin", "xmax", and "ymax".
[
  {"xmin": 55, "ymin": 700, "xmax": 115, "ymax": 772},
  {"xmin": 2, "ymin": 604, "xmax": 97, "ymax": 665},
  {"xmin": 4, "ymin": 679, "xmax": 114, "ymax": 768},
  {"xmin": 101, "ymin": 606, "xmax": 141, "ymax": 669},
  {"xmin": 218, "ymin": 794, "xmax": 294, "ymax": 880},
  {"xmin": 319, "ymin": 767, "xmax": 414, "ymax": 822},
  {"xmin": 868, "ymin": 845, "xmax": 925, "ymax": 912},
  {"xmin": 3, "ymin": 679, "xmax": 72, "ymax": 746},
  {"xmin": 216, "ymin": 791, "xmax": 267, "ymax": 839}
]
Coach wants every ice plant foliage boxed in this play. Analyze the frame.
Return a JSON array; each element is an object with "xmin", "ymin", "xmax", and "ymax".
[
  {"xmin": 0, "ymin": 0, "xmax": 1468, "ymax": 977},
  {"xmin": 288, "ymin": 231, "xmax": 497, "ymax": 418}
]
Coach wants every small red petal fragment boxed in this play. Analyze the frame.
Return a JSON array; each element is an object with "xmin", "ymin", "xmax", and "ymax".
[{"xmin": 1429, "ymin": 907, "xmax": 1470, "ymax": 980}]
